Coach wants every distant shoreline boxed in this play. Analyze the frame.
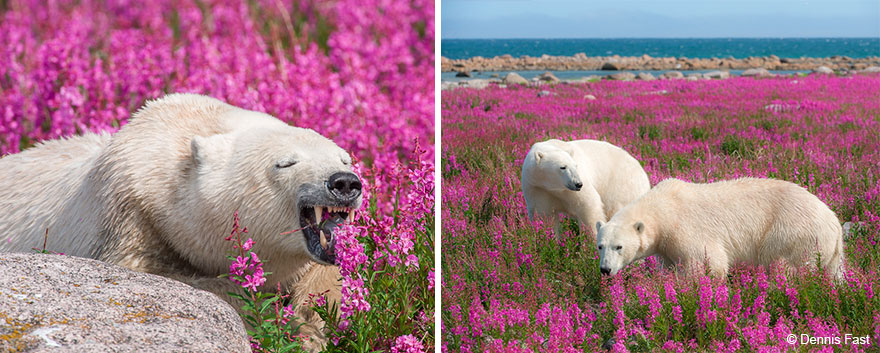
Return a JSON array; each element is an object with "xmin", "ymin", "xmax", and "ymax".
[{"xmin": 441, "ymin": 54, "xmax": 880, "ymax": 73}]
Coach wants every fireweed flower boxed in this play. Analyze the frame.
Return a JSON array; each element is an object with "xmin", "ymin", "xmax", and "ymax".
[
  {"xmin": 391, "ymin": 334, "xmax": 425, "ymax": 353},
  {"xmin": 442, "ymin": 76, "xmax": 880, "ymax": 351}
]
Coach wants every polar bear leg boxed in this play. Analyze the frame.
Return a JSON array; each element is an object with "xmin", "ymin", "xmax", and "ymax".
[
  {"xmin": 526, "ymin": 190, "xmax": 564, "ymax": 238},
  {"xmin": 574, "ymin": 186, "xmax": 607, "ymax": 237}
]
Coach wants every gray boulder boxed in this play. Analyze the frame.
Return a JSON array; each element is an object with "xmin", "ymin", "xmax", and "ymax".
[
  {"xmin": 503, "ymin": 72, "xmax": 529, "ymax": 85},
  {"xmin": 537, "ymin": 71, "xmax": 560, "ymax": 83},
  {"xmin": 660, "ymin": 71, "xmax": 684, "ymax": 79},
  {"xmin": 0, "ymin": 253, "xmax": 249, "ymax": 352},
  {"xmin": 742, "ymin": 68, "xmax": 773, "ymax": 77},
  {"xmin": 635, "ymin": 72, "xmax": 656, "ymax": 81},
  {"xmin": 455, "ymin": 71, "xmax": 471, "ymax": 78},
  {"xmin": 464, "ymin": 79, "xmax": 490, "ymax": 89},
  {"xmin": 704, "ymin": 70, "xmax": 730, "ymax": 79},
  {"xmin": 861, "ymin": 66, "xmax": 880, "ymax": 73},
  {"xmin": 813, "ymin": 66, "xmax": 834, "ymax": 74},
  {"xmin": 607, "ymin": 72, "xmax": 636, "ymax": 81}
]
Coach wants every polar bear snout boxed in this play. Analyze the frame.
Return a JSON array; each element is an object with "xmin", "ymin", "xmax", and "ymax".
[
  {"xmin": 327, "ymin": 172, "xmax": 363, "ymax": 201},
  {"xmin": 568, "ymin": 180, "xmax": 583, "ymax": 191},
  {"xmin": 600, "ymin": 267, "xmax": 611, "ymax": 275}
]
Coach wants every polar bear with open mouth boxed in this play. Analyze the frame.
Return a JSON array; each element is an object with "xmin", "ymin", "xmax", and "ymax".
[{"xmin": 0, "ymin": 93, "xmax": 359, "ymax": 348}]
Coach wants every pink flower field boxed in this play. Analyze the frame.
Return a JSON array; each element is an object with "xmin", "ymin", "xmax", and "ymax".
[
  {"xmin": 441, "ymin": 75, "xmax": 880, "ymax": 352},
  {"xmin": 1, "ymin": 0, "xmax": 433, "ymax": 352}
]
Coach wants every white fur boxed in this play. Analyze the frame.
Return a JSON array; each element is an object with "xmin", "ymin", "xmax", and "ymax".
[
  {"xmin": 0, "ymin": 94, "xmax": 356, "ymax": 349},
  {"xmin": 596, "ymin": 178, "xmax": 844, "ymax": 279},
  {"xmin": 521, "ymin": 139, "xmax": 650, "ymax": 236}
]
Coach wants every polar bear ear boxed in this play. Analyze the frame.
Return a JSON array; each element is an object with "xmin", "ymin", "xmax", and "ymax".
[
  {"xmin": 534, "ymin": 151, "xmax": 544, "ymax": 164},
  {"xmin": 633, "ymin": 222, "xmax": 644, "ymax": 234},
  {"xmin": 596, "ymin": 221, "xmax": 604, "ymax": 230},
  {"xmin": 190, "ymin": 134, "xmax": 232, "ymax": 167}
]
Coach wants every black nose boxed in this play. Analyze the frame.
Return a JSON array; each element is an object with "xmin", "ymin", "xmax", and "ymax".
[
  {"xmin": 327, "ymin": 172, "xmax": 362, "ymax": 199},
  {"xmin": 600, "ymin": 267, "xmax": 610, "ymax": 275},
  {"xmin": 575, "ymin": 182, "xmax": 583, "ymax": 189}
]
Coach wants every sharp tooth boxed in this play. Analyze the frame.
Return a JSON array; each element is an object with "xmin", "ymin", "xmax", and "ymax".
[
  {"xmin": 315, "ymin": 206, "xmax": 322, "ymax": 225},
  {"xmin": 348, "ymin": 211, "xmax": 355, "ymax": 222},
  {"xmin": 319, "ymin": 230, "xmax": 328, "ymax": 248}
]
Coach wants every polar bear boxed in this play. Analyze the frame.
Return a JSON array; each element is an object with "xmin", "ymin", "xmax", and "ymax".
[
  {"xmin": 521, "ymin": 139, "xmax": 650, "ymax": 237},
  {"xmin": 0, "ymin": 93, "xmax": 361, "ymax": 348},
  {"xmin": 596, "ymin": 178, "xmax": 844, "ymax": 279}
]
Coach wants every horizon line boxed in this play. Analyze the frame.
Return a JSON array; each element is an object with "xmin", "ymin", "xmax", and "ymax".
[{"xmin": 443, "ymin": 36, "xmax": 880, "ymax": 40}]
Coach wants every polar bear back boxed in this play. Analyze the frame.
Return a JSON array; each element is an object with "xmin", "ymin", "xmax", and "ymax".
[
  {"xmin": 0, "ymin": 133, "xmax": 110, "ymax": 256},
  {"xmin": 566, "ymin": 139, "xmax": 650, "ymax": 217},
  {"xmin": 645, "ymin": 178, "xmax": 842, "ymax": 268}
]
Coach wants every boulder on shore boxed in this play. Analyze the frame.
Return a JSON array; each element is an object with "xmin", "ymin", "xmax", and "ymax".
[
  {"xmin": 503, "ymin": 72, "xmax": 529, "ymax": 85},
  {"xmin": 704, "ymin": 70, "xmax": 730, "ymax": 79},
  {"xmin": 742, "ymin": 68, "xmax": 773, "ymax": 77},
  {"xmin": 607, "ymin": 72, "xmax": 636, "ymax": 81},
  {"xmin": 660, "ymin": 71, "xmax": 684, "ymax": 79},
  {"xmin": 537, "ymin": 71, "xmax": 560, "ymax": 83}
]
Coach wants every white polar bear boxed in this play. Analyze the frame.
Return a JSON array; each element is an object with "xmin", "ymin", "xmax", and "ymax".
[
  {"xmin": 596, "ymin": 177, "xmax": 844, "ymax": 279},
  {"xmin": 521, "ymin": 139, "xmax": 650, "ymax": 237},
  {"xmin": 0, "ymin": 93, "xmax": 361, "ymax": 348}
]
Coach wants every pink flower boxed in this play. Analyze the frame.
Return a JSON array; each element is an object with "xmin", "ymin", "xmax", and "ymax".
[{"xmin": 391, "ymin": 334, "xmax": 424, "ymax": 353}]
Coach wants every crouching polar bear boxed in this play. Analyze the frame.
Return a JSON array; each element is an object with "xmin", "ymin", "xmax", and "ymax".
[
  {"xmin": 521, "ymin": 139, "xmax": 650, "ymax": 237},
  {"xmin": 0, "ymin": 94, "xmax": 361, "ymax": 349},
  {"xmin": 596, "ymin": 178, "xmax": 844, "ymax": 278}
]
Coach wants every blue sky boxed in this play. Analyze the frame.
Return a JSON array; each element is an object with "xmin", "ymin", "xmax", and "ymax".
[{"xmin": 442, "ymin": 0, "xmax": 880, "ymax": 38}]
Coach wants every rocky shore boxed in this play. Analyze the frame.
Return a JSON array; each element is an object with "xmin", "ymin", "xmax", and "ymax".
[{"xmin": 442, "ymin": 54, "xmax": 880, "ymax": 73}]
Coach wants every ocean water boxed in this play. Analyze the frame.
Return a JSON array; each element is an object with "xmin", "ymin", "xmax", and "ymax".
[{"xmin": 442, "ymin": 38, "xmax": 880, "ymax": 59}]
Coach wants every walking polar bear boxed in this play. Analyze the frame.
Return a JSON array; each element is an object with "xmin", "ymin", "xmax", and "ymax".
[
  {"xmin": 0, "ymin": 94, "xmax": 361, "ymax": 349},
  {"xmin": 596, "ymin": 178, "xmax": 844, "ymax": 278},
  {"xmin": 521, "ymin": 139, "xmax": 650, "ymax": 237}
]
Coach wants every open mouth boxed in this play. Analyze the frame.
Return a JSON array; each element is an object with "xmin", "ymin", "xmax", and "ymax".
[{"xmin": 299, "ymin": 205, "xmax": 355, "ymax": 265}]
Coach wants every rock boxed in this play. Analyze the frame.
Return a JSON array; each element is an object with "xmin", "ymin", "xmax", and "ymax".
[
  {"xmin": 742, "ymin": 68, "xmax": 772, "ymax": 77},
  {"xmin": 685, "ymin": 72, "xmax": 703, "ymax": 81},
  {"xmin": 843, "ymin": 221, "xmax": 867, "ymax": 240},
  {"xmin": 601, "ymin": 62, "xmax": 621, "ymax": 70},
  {"xmin": 503, "ymin": 72, "xmax": 529, "ymax": 85},
  {"xmin": 0, "ymin": 253, "xmax": 249, "ymax": 352},
  {"xmin": 537, "ymin": 90, "xmax": 552, "ymax": 97},
  {"xmin": 463, "ymin": 79, "xmax": 489, "ymax": 89},
  {"xmin": 490, "ymin": 73, "xmax": 500, "ymax": 78},
  {"xmin": 635, "ymin": 72, "xmax": 656, "ymax": 81},
  {"xmin": 704, "ymin": 70, "xmax": 730, "ymax": 79},
  {"xmin": 584, "ymin": 94, "xmax": 597, "ymax": 100},
  {"xmin": 862, "ymin": 66, "xmax": 880, "ymax": 73},
  {"xmin": 813, "ymin": 66, "xmax": 834, "ymax": 74},
  {"xmin": 660, "ymin": 71, "xmax": 684, "ymax": 79},
  {"xmin": 455, "ymin": 71, "xmax": 471, "ymax": 78},
  {"xmin": 440, "ymin": 81, "xmax": 459, "ymax": 90},
  {"xmin": 537, "ymin": 71, "xmax": 560, "ymax": 83},
  {"xmin": 607, "ymin": 72, "xmax": 636, "ymax": 81}
]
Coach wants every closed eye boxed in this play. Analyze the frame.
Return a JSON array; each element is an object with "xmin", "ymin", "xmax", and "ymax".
[
  {"xmin": 614, "ymin": 246, "xmax": 623, "ymax": 251},
  {"xmin": 275, "ymin": 160, "xmax": 297, "ymax": 168},
  {"xmin": 560, "ymin": 166, "xmax": 566, "ymax": 170},
  {"xmin": 597, "ymin": 245, "xmax": 603, "ymax": 250}
]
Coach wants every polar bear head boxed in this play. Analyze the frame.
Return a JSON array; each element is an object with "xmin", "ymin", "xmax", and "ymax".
[
  {"xmin": 524, "ymin": 140, "xmax": 583, "ymax": 192},
  {"xmin": 595, "ymin": 217, "xmax": 652, "ymax": 275},
  {"xmin": 189, "ymin": 109, "xmax": 362, "ymax": 267}
]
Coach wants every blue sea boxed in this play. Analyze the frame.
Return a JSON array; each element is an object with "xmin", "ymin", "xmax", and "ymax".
[{"xmin": 442, "ymin": 38, "xmax": 880, "ymax": 60}]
